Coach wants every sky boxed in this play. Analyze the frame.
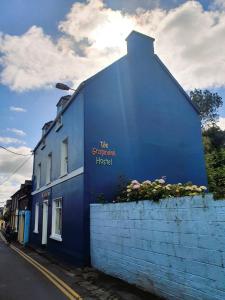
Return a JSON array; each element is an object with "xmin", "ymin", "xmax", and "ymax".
[{"xmin": 0, "ymin": 0, "xmax": 225, "ymax": 205}]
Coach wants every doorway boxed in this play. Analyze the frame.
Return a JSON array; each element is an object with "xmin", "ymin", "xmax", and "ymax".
[{"xmin": 42, "ymin": 200, "xmax": 48, "ymax": 245}]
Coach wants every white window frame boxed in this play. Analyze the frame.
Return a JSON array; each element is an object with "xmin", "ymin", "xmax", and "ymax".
[
  {"xmin": 50, "ymin": 197, "xmax": 62, "ymax": 242},
  {"xmin": 33, "ymin": 202, "xmax": 39, "ymax": 233},
  {"xmin": 37, "ymin": 163, "xmax": 41, "ymax": 189},
  {"xmin": 60, "ymin": 138, "xmax": 68, "ymax": 177},
  {"xmin": 46, "ymin": 153, "xmax": 52, "ymax": 184}
]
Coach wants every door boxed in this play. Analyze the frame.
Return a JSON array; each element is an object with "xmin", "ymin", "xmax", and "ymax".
[
  {"xmin": 42, "ymin": 201, "xmax": 48, "ymax": 245},
  {"xmin": 18, "ymin": 214, "xmax": 24, "ymax": 244}
]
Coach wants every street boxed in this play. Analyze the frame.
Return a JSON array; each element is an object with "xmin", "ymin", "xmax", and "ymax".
[{"xmin": 0, "ymin": 236, "xmax": 68, "ymax": 300}]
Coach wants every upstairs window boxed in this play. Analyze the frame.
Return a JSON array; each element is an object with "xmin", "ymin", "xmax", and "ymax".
[
  {"xmin": 60, "ymin": 138, "xmax": 68, "ymax": 176},
  {"xmin": 37, "ymin": 163, "xmax": 41, "ymax": 189},
  {"xmin": 34, "ymin": 202, "xmax": 39, "ymax": 233},
  {"xmin": 55, "ymin": 115, "xmax": 63, "ymax": 132},
  {"xmin": 46, "ymin": 153, "xmax": 52, "ymax": 184}
]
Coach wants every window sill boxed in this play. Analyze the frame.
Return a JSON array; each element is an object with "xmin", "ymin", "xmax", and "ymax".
[
  {"xmin": 33, "ymin": 230, "xmax": 39, "ymax": 234},
  {"xmin": 50, "ymin": 234, "xmax": 62, "ymax": 242},
  {"xmin": 60, "ymin": 173, "xmax": 68, "ymax": 178}
]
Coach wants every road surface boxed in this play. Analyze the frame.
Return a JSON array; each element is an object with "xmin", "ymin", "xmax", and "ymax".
[{"xmin": 0, "ymin": 236, "xmax": 68, "ymax": 300}]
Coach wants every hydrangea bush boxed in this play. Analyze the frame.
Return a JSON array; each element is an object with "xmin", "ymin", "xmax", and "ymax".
[{"xmin": 116, "ymin": 178, "xmax": 207, "ymax": 202}]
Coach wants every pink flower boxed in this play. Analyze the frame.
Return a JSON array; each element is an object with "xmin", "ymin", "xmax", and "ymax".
[
  {"xmin": 131, "ymin": 180, "xmax": 139, "ymax": 185},
  {"xmin": 132, "ymin": 184, "xmax": 141, "ymax": 190}
]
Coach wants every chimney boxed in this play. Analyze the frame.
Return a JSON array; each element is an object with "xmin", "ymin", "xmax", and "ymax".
[{"xmin": 126, "ymin": 31, "xmax": 155, "ymax": 57}]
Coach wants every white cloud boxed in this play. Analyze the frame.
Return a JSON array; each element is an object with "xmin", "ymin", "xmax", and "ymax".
[
  {"xmin": 211, "ymin": 0, "xmax": 225, "ymax": 10},
  {"xmin": 218, "ymin": 117, "xmax": 225, "ymax": 130},
  {"xmin": 10, "ymin": 106, "xmax": 27, "ymax": 112},
  {"xmin": 0, "ymin": 146, "xmax": 33, "ymax": 203},
  {"xmin": 7, "ymin": 128, "xmax": 26, "ymax": 136},
  {"xmin": 0, "ymin": 136, "xmax": 25, "ymax": 145},
  {"xmin": 1, "ymin": 0, "xmax": 225, "ymax": 91}
]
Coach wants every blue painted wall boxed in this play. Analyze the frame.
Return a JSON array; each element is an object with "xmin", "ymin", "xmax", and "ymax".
[
  {"xmin": 91, "ymin": 195, "xmax": 225, "ymax": 300},
  {"xmin": 24, "ymin": 210, "xmax": 30, "ymax": 245},
  {"xmin": 84, "ymin": 31, "xmax": 207, "ymax": 203},
  {"xmin": 30, "ymin": 92, "xmax": 86, "ymax": 265},
  {"xmin": 31, "ymin": 31, "xmax": 207, "ymax": 266}
]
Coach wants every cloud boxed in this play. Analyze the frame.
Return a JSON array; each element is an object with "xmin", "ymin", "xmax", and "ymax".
[
  {"xmin": 218, "ymin": 116, "xmax": 225, "ymax": 130},
  {"xmin": 210, "ymin": 0, "xmax": 225, "ymax": 10},
  {"xmin": 0, "ymin": 146, "xmax": 33, "ymax": 204},
  {"xmin": 1, "ymin": 0, "xmax": 225, "ymax": 91},
  {"xmin": 0, "ymin": 136, "xmax": 25, "ymax": 145},
  {"xmin": 10, "ymin": 106, "xmax": 27, "ymax": 112},
  {"xmin": 7, "ymin": 128, "xmax": 26, "ymax": 136}
]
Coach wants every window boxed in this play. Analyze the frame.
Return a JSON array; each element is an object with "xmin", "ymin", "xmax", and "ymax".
[
  {"xmin": 55, "ymin": 115, "xmax": 63, "ymax": 132},
  {"xmin": 34, "ymin": 202, "xmax": 39, "ymax": 233},
  {"xmin": 60, "ymin": 138, "xmax": 68, "ymax": 176},
  {"xmin": 41, "ymin": 139, "xmax": 46, "ymax": 150},
  {"xmin": 50, "ymin": 198, "xmax": 62, "ymax": 241},
  {"xmin": 46, "ymin": 153, "xmax": 52, "ymax": 184},
  {"xmin": 37, "ymin": 163, "xmax": 41, "ymax": 189}
]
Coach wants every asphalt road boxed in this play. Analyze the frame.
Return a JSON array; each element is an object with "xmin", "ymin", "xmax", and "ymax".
[{"xmin": 0, "ymin": 237, "xmax": 68, "ymax": 300}]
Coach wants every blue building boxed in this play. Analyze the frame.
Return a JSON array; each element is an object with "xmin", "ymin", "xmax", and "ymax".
[{"xmin": 30, "ymin": 31, "xmax": 207, "ymax": 266}]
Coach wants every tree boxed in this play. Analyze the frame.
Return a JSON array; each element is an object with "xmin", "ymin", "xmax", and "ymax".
[
  {"xmin": 190, "ymin": 89, "xmax": 223, "ymax": 128},
  {"xmin": 202, "ymin": 125, "xmax": 225, "ymax": 199}
]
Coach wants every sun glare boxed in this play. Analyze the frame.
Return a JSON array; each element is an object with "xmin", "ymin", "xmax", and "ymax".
[{"xmin": 93, "ymin": 15, "xmax": 135, "ymax": 50}]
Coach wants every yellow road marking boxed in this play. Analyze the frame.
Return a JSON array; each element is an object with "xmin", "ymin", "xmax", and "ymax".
[
  {"xmin": 8, "ymin": 243, "xmax": 82, "ymax": 300},
  {"xmin": 10, "ymin": 245, "xmax": 82, "ymax": 299}
]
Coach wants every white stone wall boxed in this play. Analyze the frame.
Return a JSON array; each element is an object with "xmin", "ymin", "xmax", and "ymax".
[{"xmin": 91, "ymin": 195, "xmax": 225, "ymax": 300}]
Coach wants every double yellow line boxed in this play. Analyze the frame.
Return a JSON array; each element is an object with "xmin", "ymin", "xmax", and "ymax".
[{"xmin": 10, "ymin": 244, "xmax": 82, "ymax": 300}]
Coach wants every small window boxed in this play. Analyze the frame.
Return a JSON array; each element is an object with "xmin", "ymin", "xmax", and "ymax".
[
  {"xmin": 34, "ymin": 202, "xmax": 39, "ymax": 233},
  {"xmin": 46, "ymin": 153, "xmax": 52, "ymax": 184},
  {"xmin": 60, "ymin": 138, "xmax": 68, "ymax": 176},
  {"xmin": 55, "ymin": 116, "xmax": 63, "ymax": 132},
  {"xmin": 41, "ymin": 139, "xmax": 46, "ymax": 150},
  {"xmin": 37, "ymin": 163, "xmax": 41, "ymax": 189},
  {"xmin": 50, "ymin": 198, "xmax": 62, "ymax": 241}
]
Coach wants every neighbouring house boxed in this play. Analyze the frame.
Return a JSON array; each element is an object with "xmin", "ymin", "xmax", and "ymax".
[
  {"xmin": 10, "ymin": 180, "xmax": 32, "ymax": 244},
  {"xmin": 30, "ymin": 31, "xmax": 207, "ymax": 266},
  {"xmin": 3, "ymin": 199, "xmax": 12, "ymax": 225}
]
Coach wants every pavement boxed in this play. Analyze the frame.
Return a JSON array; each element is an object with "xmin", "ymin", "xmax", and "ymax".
[{"xmin": 0, "ymin": 233, "xmax": 162, "ymax": 300}]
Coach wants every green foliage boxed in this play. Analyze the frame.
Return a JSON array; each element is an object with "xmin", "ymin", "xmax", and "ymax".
[
  {"xmin": 116, "ymin": 179, "xmax": 207, "ymax": 203},
  {"xmin": 190, "ymin": 89, "xmax": 223, "ymax": 128},
  {"xmin": 203, "ymin": 126, "xmax": 225, "ymax": 199},
  {"xmin": 190, "ymin": 88, "xmax": 225, "ymax": 199}
]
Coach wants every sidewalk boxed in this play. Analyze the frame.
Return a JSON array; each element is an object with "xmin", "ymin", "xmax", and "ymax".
[{"xmin": 13, "ymin": 242, "xmax": 162, "ymax": 300}]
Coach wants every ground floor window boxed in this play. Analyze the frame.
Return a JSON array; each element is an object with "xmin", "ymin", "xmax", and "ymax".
[{"xmin": 50, "ymin": 197, "xmax": 62, "ymax": 241}]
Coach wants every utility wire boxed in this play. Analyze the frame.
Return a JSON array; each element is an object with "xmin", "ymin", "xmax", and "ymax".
[
  {"xmin": 0, "ymin": 146, "xmax": 32, "ymax": 156},
  {"xmin": 0, "ymin": 156, "xmax": 32, "ymax": 187}
]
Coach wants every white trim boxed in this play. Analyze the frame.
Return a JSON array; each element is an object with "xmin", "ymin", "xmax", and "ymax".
[
  {"xmin": 51, "ymin": 197, "xmax": 62, "ymax": 241},
  {"xmin": 60, "ymin": 138, "xmax": 68, "ymax": 177},
  {"xmin": 50, "ymin": 234, "xmax": 62, "ymax": 242},
  {"xmin": 31, "ymin": 166, "xmax": 84, "ymax": 195},
  {"xmin": 34, "ymin": 202, "xmax": 39, "ymax": 233},
  {"xmin": 33, "ymin": 230, "xmax": 39, "ymax": 234}
]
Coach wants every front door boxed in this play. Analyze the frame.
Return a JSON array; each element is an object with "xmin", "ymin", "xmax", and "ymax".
[
  {"xmin": 18, "ymin": 214, "xmax": 24, "ymax": 244},
  {"xmin": 42, "ymin": 201, "xmax": 48, "ymax": 245}
]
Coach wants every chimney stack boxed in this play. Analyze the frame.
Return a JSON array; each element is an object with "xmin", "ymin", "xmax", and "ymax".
[{"xmin": 126, "ymin": 31, "xmax": 155, "ymax": 57}]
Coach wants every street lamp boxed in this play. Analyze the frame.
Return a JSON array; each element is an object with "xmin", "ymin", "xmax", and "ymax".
[{"xmin": 55, "ymin": 83, "xmax": 76, "ymax": 91}]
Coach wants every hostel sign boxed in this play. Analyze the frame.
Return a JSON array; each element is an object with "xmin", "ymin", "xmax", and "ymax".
[{"xmin": 92, "ymin": 141, "xmax": 116, "ymax": 166}]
